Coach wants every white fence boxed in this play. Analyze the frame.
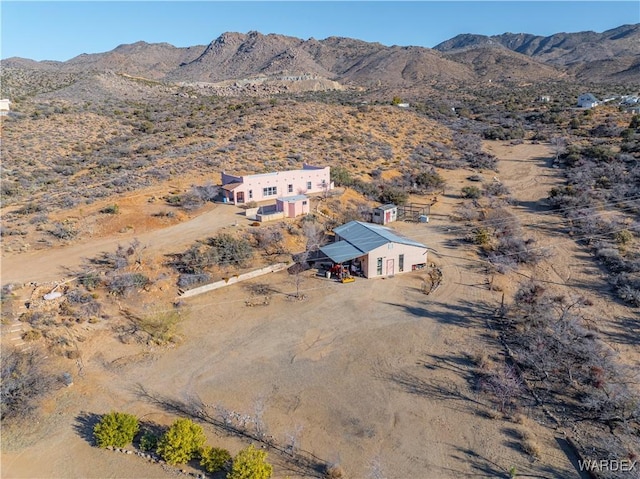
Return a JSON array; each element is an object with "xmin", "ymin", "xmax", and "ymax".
[{"xmin": 178, "ymin": 262, "xmax": 291, "ymax": 298}]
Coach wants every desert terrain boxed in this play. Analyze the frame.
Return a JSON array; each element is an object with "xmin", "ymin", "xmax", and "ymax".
[
  {"xmin": 2, "ymin": 25, "xmax": 639, "ymax": 479},
  {"xmin": 2, "ymin": 140, "xmax": 637, "ymax": 478}
]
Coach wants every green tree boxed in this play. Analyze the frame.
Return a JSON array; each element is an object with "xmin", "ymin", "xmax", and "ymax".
[
  {"xmin": 227, "ymin": 445, "xmax": 273, "ymax": 479},
  {"xmin": 157, "ymin": 418, "xmax": 206, "ymax": 465},
  {"xmin": 330, "ymin": 166, "xmax": 354, "ymax": 187},
  {"xmin": 93, "ymin": 411, "xmax": 139, "ymax": 448},
  {"xmin": 200, "ymin": 446, "xmax": 232, "ymax": 473}
]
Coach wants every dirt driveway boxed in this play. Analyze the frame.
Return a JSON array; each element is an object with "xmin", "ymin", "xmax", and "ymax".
[{"xmin": 1, "ymin": 203, "xmax": 245, "ymax": 284}]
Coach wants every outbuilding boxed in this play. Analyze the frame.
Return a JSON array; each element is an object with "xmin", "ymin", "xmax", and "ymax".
[
  {"xmin": 372, "ymin": 204, "xmax": 397, "ymax": 225},
  {"xmin": 319, "ymin": 221, "xmax": 427, "ymax": 278},
  {"xmin": 276, "ymin": 194, "xmax": 310, "ymax": 218}
]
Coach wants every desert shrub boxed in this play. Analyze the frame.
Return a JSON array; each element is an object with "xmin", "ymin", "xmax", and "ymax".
[
  {"xmin": 156, "ymin": 418, "xmax": 206, "ymax": 465},
  {"xmin": 461, "ymin": 186, "xmax": 481, "ymax": 199},
  {"xmin": 134, "ymin": 310, "xmax": 181, "ymax": 345},
  {"xmin": 506, "ymin": 282, "xmax": 640, "ymax": 428},
  {"xmin": 477, "ymin": 364, "xmax": 523, "ymax": 413},
  {"xmin": 324, "ymin": 463, "xmax": 345, "ymax": 479},
  {"xmin": 521, "ymin": 434, "xmax": 542, "ymax": 459},
  {"xmin": 15, "ymin": 202, "xmax": 45, "ymax": 216},
  {"xmin": 78, "ymin": 272, "xmax": 102, "ymax": 291},
  {"xmin": 29, "ymin": 213, "xmax": 50, "ymax": 225},
  {"xmin": 49, "ymin": 222, "xmax": 77, "ymax": 240},
  {"xmin": 93, "ymin": 411, "xmax": 139, "ymax": 448},
  {"xmin": 483, "ymin": 126, "xmax": 508, "ymax": 140},
  {"xmin": 467, "ymin": 151, "xmax": 498, "ymax": 170},
  {"xmin": 206, "ymin": 233, "xmax": 254, "ymax": 267},
  {"xmin": 106, "ymin": 273, "xmax": 150, "ymax": 296},
  {"xmin": 250, "ymin": 227, "xmax": 285, "ymax": 254},
  {"xmin": 228, "ymin": 445, "xmax": 273, "ymax": 479},
  {"xmin": 473, "ymin": 228, "xmax": 492, "ymax": 246},
  {"xmin": 174, "ymin": 190, "xmax": 204, "ymax": 210},
  {"xmin": 22, "ymin": 330, "xmax": 42, "ymax": 341},
  {"xmin": 483, "ymin": 182, "xmax": 510, "ymax": 197},
  {"xmin": 92, "ymin": 240, "xmax": 143, "ymax": 271},
  {"xmin": 414, "ymin": 168, "xmax": 445, "ymax": 191},
  {"xmin": 200, "ymin": 446, "xmax": 231, "ymax": 473},
  {"xmin": 100, "ymin": 204, "xmax": 119, "ymax": 214},
  {"xmin": 168, "ymin": 244, "xmax": 214, "ymax": 275},
  {"xmin": 615, "ymin": 229, "xmax": 634, "ymax": 246},
  {"xmin": 177, "ymin": 273, "xmax": 211, "ymax": 289},
  {"xmin": 377, "ymin": 185, "xmax": 408, "ymax": 205},
  {"xmin": 0, "ymin": 347, "xmax": 56, "ymax": 421},
  {"xmin": 139, "ymin": 431, "xmax": 159, "ymax": 452}
]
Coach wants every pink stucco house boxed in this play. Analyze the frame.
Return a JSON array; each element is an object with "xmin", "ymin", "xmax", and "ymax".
[{"xmin": 221, "ymin": 164, "xmax": 332, "ymax": 204}]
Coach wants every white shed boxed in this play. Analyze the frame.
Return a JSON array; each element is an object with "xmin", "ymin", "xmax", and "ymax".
[{"xmin": 372, "ymin": 204, "xmax": 397, "ymax": 225}]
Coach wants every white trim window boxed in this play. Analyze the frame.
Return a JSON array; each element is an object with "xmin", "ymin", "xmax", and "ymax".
[{"xmin": 263, "ymin": 186, "xmax": 277, "ymax": 196}]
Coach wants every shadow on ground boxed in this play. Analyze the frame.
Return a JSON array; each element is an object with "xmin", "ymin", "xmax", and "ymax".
[{"xmin": 74, "ymin": 411, "xmax": 102, "ymax": 446}]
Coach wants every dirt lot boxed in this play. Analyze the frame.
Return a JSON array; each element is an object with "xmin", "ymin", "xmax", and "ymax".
[{"xmin": 2, "ymin": 141, "xmax": 636, "ymax": 478}]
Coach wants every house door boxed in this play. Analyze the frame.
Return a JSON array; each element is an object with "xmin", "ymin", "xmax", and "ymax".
[
  {"xmin": 236, "ymin": 191, "xmax": 244, "ymax": 204},
  {"xmin": 385, "ymin": 211, "xmax": 391, "ymax": 224},
  {"xmin": 386, "ymin": 259, "xmax": 394, "ymax": 276}
]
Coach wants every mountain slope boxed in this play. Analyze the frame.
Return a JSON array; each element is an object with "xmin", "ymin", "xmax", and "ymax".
[
  {"xmin": 437, "ymin": 44, "xmax": 564, "ymax": 81},
  {"xmin": 3, "ymin": 25, "xmax": 638, "ymax": 100},
  {"xmin": 434, "ymin": 24, "xmax": 640, "ymax": 82}
]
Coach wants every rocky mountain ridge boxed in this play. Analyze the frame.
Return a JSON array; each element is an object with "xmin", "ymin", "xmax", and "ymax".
[{"xmin": 2, "ymin": 25, "xmax": 638, "ymax": 100}]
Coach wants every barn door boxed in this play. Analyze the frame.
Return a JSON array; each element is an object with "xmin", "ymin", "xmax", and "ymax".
[{"xmin": 386, "ymin": 259, "xmax": 394, "ymax": 276}]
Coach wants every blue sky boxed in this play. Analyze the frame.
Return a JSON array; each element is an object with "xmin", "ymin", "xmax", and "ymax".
[{"xmin": 1, "ymin": 1, "xmax": 638, "ymax": 61}]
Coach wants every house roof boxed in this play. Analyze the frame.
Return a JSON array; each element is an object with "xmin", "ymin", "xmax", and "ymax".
[
  {"xmin": 320, "ymin": 240, "xmax": 365, "ymax": 264},
  {"xmin": 375, "ymin": 204, "xmax": 396, "ymax": 211},
  {"xmin": 278, "ymin": 194, "xmax": 308, "ymax": 203},
  {"xmin": 320, "ymin": 221, "xmax": 426, "ymax": 263},
  {"xmin": 579, "ymin": 93, "xmax": 599, "ymax": 102},
  {"xmin": 221, "ymin": 182, "xmax": 242, "ymax": 191}
]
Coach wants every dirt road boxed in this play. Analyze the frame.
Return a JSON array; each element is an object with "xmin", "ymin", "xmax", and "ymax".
[{"xmin": 1, "ymin": 203, "xmax": 244, "ymax": 284}]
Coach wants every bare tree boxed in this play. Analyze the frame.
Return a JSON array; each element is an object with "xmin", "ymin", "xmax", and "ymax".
[{"xmin": 1, "ymin": 348, "xmax": 56, "ymax": 422}]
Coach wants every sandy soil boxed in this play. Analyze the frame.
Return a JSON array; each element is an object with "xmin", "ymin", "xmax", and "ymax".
[{"xmin": 2, "ymin": 141, "xmax": 635, "ymax": 479}]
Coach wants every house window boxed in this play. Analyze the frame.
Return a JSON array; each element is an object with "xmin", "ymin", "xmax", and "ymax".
[
  {"xmin": 263, "ymin": 186, "xmax": 277, "ymax": 196},
  {"xmin": 248, "ymin": 190, "xmax": 253, "ymax": 199},
  {"xmin": 302, "ymin": 200, "xmax": 307, "ymax": 205},
  {"xmin": 377, "ymin": 258, "xmax": 383, "ymax": 275},
  {"xmin": 288, "ymin": 184, "xmax": 293, "ymax": 193},
  {"xmin": 399, "ymin": 254, "xmax": 404, "ymax": 272},
  {"xmin": 306, "ymin": 181, "xmax": 312, "ymax": 190}
]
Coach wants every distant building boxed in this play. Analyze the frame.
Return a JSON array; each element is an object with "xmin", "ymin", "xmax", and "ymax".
[
  {"xmin": 0, "ymin": 99, "xmax": 11, "ymax": 116},
  {"xmin": 538, "ymin": 96, "xmax": 551, "ymax": 103},
  {"xmin": 220, "ymin": 164, "xmax": 332, "ymax": 204},
  {"xmin": 577, "ymin": 93, "xmax": 599, "ymax": 109},
  {"xmin": 620, "ymin": 96, "xmax": 639, "ymax": 106}
]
